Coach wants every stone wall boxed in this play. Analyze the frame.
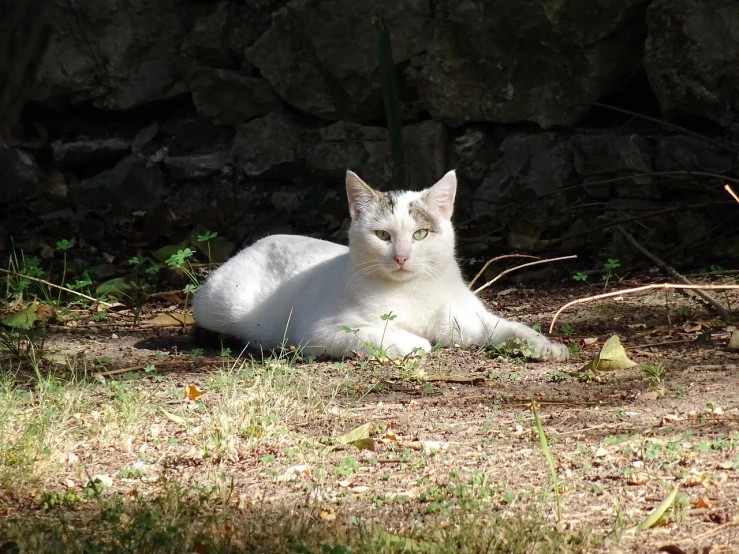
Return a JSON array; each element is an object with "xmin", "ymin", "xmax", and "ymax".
[{"xmin": 3, "ymin": 0, "xmax": 738, "ymax": 261}]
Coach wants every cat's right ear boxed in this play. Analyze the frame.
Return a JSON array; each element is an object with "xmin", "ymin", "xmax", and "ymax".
[{"xmin": 346, "ymin": 170, "xmax": 378, "ymax": 220}]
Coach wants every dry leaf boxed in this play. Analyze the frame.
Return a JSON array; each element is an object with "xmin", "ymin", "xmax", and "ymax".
[
  {"xmin": 382, "ymin": 429, "xmax": 398, "ymax": 441},
  {"xmin": 185, "ymin": 384, "xmax": 206, "ymax": 401},
  {"xmin": 141, "ymin": 313, "xmax": 195, "ymax": 328},
  {"xmin": 681, "ymin": 471, "xmax": 706, "ymax": 487},
  {"xmin": 336, "ymin": 422, "xmax": 374, "ymax": 450},
  {"xmin": 319, "ymin": 508, "xmax": 337, "ymax": 521},
  {"xmin": 277, "ymin": 465, "xmax": 311, "ymax": 482},
  {"xmin": 694, "ymin": 497, "xmax": 712, "ymax": 509},
  {"xmin": 159, "ymin": 407, "xmax": 188, "ymax": 425},
  {"xmin": 626, "ymin": 472, "xmax": 651, "ymax": 486},
  {"xmin": 581, "ymin": 335, "xmax": 637, "ymax": 372}
]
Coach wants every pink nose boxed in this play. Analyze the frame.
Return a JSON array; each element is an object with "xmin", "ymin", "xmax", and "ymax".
[{"xmin": 394, "ymin": 254, "xmax": 408, "ymax": 266}]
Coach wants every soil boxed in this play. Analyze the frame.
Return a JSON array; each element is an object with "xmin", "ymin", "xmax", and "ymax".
[{"xmin": 5, "ymin": 276, "xmax": 739, "ymax": 552}]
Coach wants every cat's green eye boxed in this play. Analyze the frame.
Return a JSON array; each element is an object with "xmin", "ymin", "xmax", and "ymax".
[
  {"xmin": 413, "ymin": 229, "xmax": 429, "ymax": 240},
  {"xmin": 375, "ymin": 230, "xmax": 391, "ymax": 241}
]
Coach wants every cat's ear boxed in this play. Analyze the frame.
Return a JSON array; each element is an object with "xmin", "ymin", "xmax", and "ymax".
[
  {"xmin": 346, "ymin": 170, "xmax": 379, "ymax": 220},
  {"xmin": 425, "ymin": 170, "xmax": 457, "ymax": 220}
]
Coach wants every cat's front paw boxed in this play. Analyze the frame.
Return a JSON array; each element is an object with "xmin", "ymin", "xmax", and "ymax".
[
  {"xmin": 381, "ymin": 335, "xmax": 431, "ymax": 359},
  {"xmin": 534, "ymin": 342, "xmax": 570, "ymax": 363}
]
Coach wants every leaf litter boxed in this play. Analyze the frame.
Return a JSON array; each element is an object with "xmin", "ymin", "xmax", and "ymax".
[{"xmin": 2, "ymin": 278, "xmax": 739, "ymax": 552}]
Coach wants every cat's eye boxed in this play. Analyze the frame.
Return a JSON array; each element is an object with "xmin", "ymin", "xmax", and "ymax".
[
  {"xmin": 375, "ymin": 230, "xmax": 391, "ymax": 241},
  {"xmin": 413, "ymin": 229, "xmax": 429, "ymax": 240}
]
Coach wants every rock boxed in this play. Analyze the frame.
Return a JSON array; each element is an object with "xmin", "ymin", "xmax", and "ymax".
[
  {"xmin": 33, "ymin": 0, "xmax": 188, "ymax": 110},
  {"xmin": 161, "ymin": 118, "xmax": 233, "ymax": 157},
  {"xmin": 311, "ymin": 121, "xmax": 391, "ymax": 185},
  {"xmin": 231, "ymin": 114, "xmax": 447, "ymax": 188},
  {"xmin": 52, "ymin": 138, "xmax": 130, "ymax": 166},
  {"xmin": 183, "ymin": 1, "xmax": 233, "ymax": 68},
  {"xmin": 421, "ymin": 0, "xmax": 649, "ymax": 128},
  {"xmin": 450, "ymin": 127, "xmax": 498, "ymax": 185},
  {"xmin": 474, "ymin": 133, "xmax": 572, "ymax": 216},
  {"xmin": 729, "ymin": 329, "xmax": 739, "ymax": 351},
  {"xmin": 190, "ymin": 68, "xmax": 281, "ymax": 126},
  {"xmin": 271, "ymin": 189, "xmax": 302, "ymax": 213},
  {"xmin": 246, "ymin": 0, "xmax": 433, "ymax": 121},
  {"xmin": 572, "ymin": 133, "xmax": 660, "ymax": 199},
  {"xmin": 132, "ymin": 123, "xmax": 160, "ymax": 154},
  {"xmin": 231, "ymin": 113, "xmax": 311, "ymax": 177},
  {"xmin": 645, "ymin": 0, "xmax": 739, "ymax": 128},
  {"xmin": 311, "ymin": 120, "xmax": 447, "ymax": 188},
  {"xmin": 72, "ymin": 155, "xmax": 165, "ymax": 213},
  {"xmin": 404, "ymin": 120, "xmax": 448, "ymax": 190},
  {"xmin": 654, "ymin": 136, "xmax": 735, "ymax": 176},
  {"xmin": 0, "ymin": 145, "xmax": 41, "ymax": 201},
  {"xmin": 164, "ymin": 151, "xmax": 228, "ymax": 180}
]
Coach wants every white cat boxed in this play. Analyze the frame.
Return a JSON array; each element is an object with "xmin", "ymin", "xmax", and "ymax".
[{"xmin": 192, "ymin": 170, "xmax": 569, "ymax": 362}]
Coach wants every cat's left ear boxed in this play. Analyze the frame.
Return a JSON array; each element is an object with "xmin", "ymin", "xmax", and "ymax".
[
  {"xmin": 346, "ymin": 170, "xmax": 379, "ymax": 220},
  {"xmin": 425, "ymin": 170, "xmax": 457, "ymax": 220}
]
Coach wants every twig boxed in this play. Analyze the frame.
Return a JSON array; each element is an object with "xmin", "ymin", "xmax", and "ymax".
[
  {"xmin": 537, "ymin": 201, "xmax": 732, "ymax": 250},
  {"xmin": 550, "ymin": 284, "xmax": 739, "ymax": 333},
  {"xmin": 725, "ymin": 183, "xmax": 739, "ymax": 205},
  {"xmin": 474, "ymin": 255, "xmax": 577, "ymax": 294},
  {"xmin": 591, "ymin": 102, "xmax": 739, "ymax": 155},
  {"xmin": 93, "ymin": 358, "xmax": 188, "ymax": 377},
  {"xmin": 616, "ymin": 225, "xmax": 730, "ymax": 320},
  {"xmin": 468, "ymin": 254, "xmax": 539, "ymax": 290},
  {"xmin": 633, "ymin": 339, "xmax": 695, "ymax": 349},
  {"xmin": 674, "ymin": 519, "xmax": 739, "ymax": 545},
  {"xmin": 0, "ymin": 267, "xmax": 114, "ymax": 308}
]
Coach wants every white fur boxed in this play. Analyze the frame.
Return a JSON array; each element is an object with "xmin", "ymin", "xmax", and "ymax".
[{"xmin": 192, "ymin": 170, "xmax": 569, "ymax": 362}]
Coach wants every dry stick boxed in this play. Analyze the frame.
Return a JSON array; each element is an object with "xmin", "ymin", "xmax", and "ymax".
[
  {"xmin": 94, "ymin": 358, "xmax": 189, "ymax": 378},
  {"xmin": 674, "ymin": 519, "xmax": 739, "ymax": 545},
  {"xmin": 467, "ymin": 254, "xmax": 539, "ymax": 290},
  {"xmin": 537, "ymin": 201, "xmax": 731, "ymax": 250},
  {"xmin": 591, "ymin": 102, "xmax": 739, "ymax": 156},
  {"xmin": 474, "ymin": 255, "xmax": 578, "ymax": 295},
  {"xmin": 725, "ymin": 183, "xmax": 739, "ymax": 205},
  {"xmin": 615, "ymin": 225, "xmax": 730, "ymax": 321},
  {"xmin": 0, "ymin": 267, "xmax": 114, "ymax": 308},
  {"xmin": 549, "ymin": 284, "xmax": 739, "ymax": 333}
]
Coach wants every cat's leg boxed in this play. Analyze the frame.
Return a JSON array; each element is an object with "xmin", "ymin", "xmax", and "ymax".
[
  {"xmin": 306, "ymin": 324, "xmax": 431, "ymax": 359},
  {"xmin": 446, "ymin": 291, "xmax": 569, "ymax": 362}
]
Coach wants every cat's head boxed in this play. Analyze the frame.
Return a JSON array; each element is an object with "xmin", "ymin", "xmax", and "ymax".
[{"xmin": 345, "ymin": 170, "xmax": 457, "ymax": 282}]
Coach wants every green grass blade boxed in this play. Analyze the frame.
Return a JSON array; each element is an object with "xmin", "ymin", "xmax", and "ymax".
[
  {"xmin": 632, "ymin": 484, "xmax": 679, "ymax": 533},
  {"xmin": 372, "ymin": 15, "xmax": 407, "ymax": 190},
  {"xmin": 531, "ymin": 400, "xmax": 562, "ymax": 521}
]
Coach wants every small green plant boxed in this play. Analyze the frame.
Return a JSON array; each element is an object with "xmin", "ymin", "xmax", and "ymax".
[
  {"xmin": 166, "ymin": 248, "xmax": 200, "ymax": 326},
  {"xmin": 196, "ymin": 231, "xmax": 218, "ymax": 271},
  {"xmin": 710, "ymin": 264, "xmax": 726, "ymax": 276},
  {"xmin": 642, "ymin": 361, "xmax": 666, "ymax": 393},
  {"xmin": 601, "ymin": 258, "xmax": 620, "ymax": 289},
  {"xmin": 486, "ymin": 337, "xmax": 535, "ymax": 362},
  {"xmin": 55, "ymin": 239, "xmax": 74, "ymax": 304},
  {"xmin": 559, "ymin": 324, "xmax": 574, "ymax": 337},
  {"xmin": 572, "ymin": 271, "xmax": 588, "ymax": 283}
]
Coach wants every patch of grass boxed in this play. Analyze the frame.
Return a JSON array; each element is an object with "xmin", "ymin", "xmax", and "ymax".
[
  {"xmin": 486, "ymin": 337, "xmax": 536, "ymax": 362},
  {"xmin": 0, "ymin": 480, "xmax": 595, "ymax": 553}
]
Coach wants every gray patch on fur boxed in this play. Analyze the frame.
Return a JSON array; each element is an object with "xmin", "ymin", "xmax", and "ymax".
[
  {"xmin": 375, "ymin": 191, "xmax": 401, "ymax": 215},
  {"xmin": 408, "ymin": 200, "xmax": 437, "ymax": 232}
]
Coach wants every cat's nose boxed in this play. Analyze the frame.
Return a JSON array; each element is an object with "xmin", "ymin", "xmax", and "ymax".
[{"xmin": 394, "ymin": 254, "xmax": 408, "ymax": 266}]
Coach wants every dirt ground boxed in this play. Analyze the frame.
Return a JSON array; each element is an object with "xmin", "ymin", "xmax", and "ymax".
[{"xmin": 4, "ymin": 275, "xmax": 739, "ymax": 553}]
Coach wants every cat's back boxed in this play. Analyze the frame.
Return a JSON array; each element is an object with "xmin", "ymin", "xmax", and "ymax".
[{"xmin": 193, "ymin": 235, "xmax": 348, "ymax": 331}]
